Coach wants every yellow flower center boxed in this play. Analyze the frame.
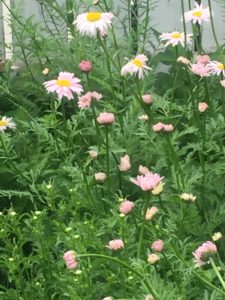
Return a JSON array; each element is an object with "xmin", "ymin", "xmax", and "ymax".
[
  {"xmin": 218, "ymin": 64, "xmax": 225, "ymax": 70},
  {"xmin": 0, "ymin": 120, "xmax": 8, "ymax": 126},
  {"xmin": 132, "ymin": 59, "xmax": 143, "ymax": 68},
  {"xmin": 86, "ymin": 12, "xmax": 102, "ymax": 22},
  {"xmin": 56, "ymin": 79, "xmax": 71, "ymax": 87},
  {"xmin": 192, "ymin": 10, "xmax": 203, "ymax": 17},
  {"xmin": 171, "ymin": 33, "xmax": 182, "ymax": 39}
]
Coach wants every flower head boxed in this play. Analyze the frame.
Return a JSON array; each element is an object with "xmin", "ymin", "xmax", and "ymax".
[
  {"xmin": 131, "ymin": 172, "xmax": 163, "ymax": 191},
  {"xmin": 95, "ymin": 172, "xmax": 107, "ymax": 182},
  {"xmin": 147, "ymin": 253, "xmax": 160, "ymax": 264},
  {"xmin": 63, "ymin": 250, "xmax": 79, "ymax": 269},
  {"xmin": 78, "ymin": 91, "xmax": 102, "ymax": 109},
  {"xmin": 43, "ymin": 72, "xmax": 83, "ymax": 100},
  {"xmin": 177, "ymin": 56, "xmax": 190, "ymax": 65},
  {"xmin": 180, "ymin": 193, "xmax": 196, "ymax": 202},
  {"xmin": 152, "ymin": 181, "xmax": 164, "ymax": 195},
  {"xmin": 139, "ymin": 165, "xmax": 150, "ymax": 175},
  {"xmin": 138, "ymin": 114, "xmax": 149, "ymax": 121},
  {"xmin": 208, "ymin": 61, "xmax": 225, "ymax": 77},
  {"xmin": 151, "ymin": 240, "xmax": 164, "ymax": 252},
  {"xmin": 42, "ymin": 68, "xmax": 49, "ymax": 75},
  {"xmin": 184, "ymin": 2, "xmax": 210, "ymax": 24},
  {"xmin": 103, "ymin": 297, "xmax": 113, "ymax": 300},
  {"xmin": 159, "ymin": 31, "xmax": 192, "ymax": 47},
  {"xmin": 0, "ymin": 117, "xmax": 16, "ymax": 132},
  {"xmin": 197, "ymin": 55, "xmax": 210, "ymax": 65},
  {"xmin": 74, "ymin": 12, "xmax": 114, "ymax": 37},
  {"xmin": 142, "ymin": 94, "xmax": 154, "ymax": 104},
  {"xmin": 121, "ymin": 54, "xmax": 151, "ymax": 80},
  {"xmin": 152, "ymin": 123, "xmax": 174, "ymax": 132},
  {"xmin": 89, "ymin": 150, "xmax": 98, "ymax": 158},
  {"xmin": 193, "ymin": 241, "xmax": 217, "ymax": 267},
  {"xmin": 106, "ymin": 239, "xmax": 124, "ymax": 250},
  {"xmin": 119, "ymin": 154, "xmax": 131, "ymax": 172},
  {"xmin": 145, "ymin": 295, "xmax": 154, "ymax": 300},
  {"xmin": 79, "ymin": 60, "xmax": 92, "ymax": 72},
  {"xmin": 220, "ymin": 80, "xmax": 225, "ymax": 88},
  {"xmin": 119, "ymin": 200, "xmax": 134, "ymax": 215},
  {"xmin": 97, "ymin": 112, "xmax": 115, "ymax": 124},
  {"xmin": 145, "ymin": 206, "xmax": 159, "ymax": 220},
  {"xmin": 212, "ymin": 232, "xmax": 222, "ymax": 242},
  {"xmin": 198, "ymin": 102, "xmax": 209, "ymax": 113},
  {"xmin": 190, "ymin": 63, "xmax": 211, "ymax": 77}
]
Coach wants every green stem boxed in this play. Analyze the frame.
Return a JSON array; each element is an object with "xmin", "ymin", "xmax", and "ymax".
[
  {"xmin": 78, "ymin": 253, "xmax": 160, "ymax": 299},
  {"xmin": 210, "ymin": 257, "xmax": 225, "ymax": 291},
  {"xmin": 208, "ymin": 0, "xmax": 220, "ymax": 50},
  {"xmin": 137, "ymin": 196, "xmax": 149, "ymax": 258},
  {"xmin": 180, "ymin": 0, "xmax": 187, "ymax": 52},
  {"xmin": 105, "ymin": 126, "xmax": 110, "ymax": 195},
  {"xmin": 91, "ymin": 105, "xmax": 101, "ymax": 153}
]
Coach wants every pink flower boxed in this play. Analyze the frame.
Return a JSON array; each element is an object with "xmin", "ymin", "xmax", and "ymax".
[
  {"xmin": 152, "ymin": 122, "xmax": 164, "ymax": 132},
  {"xmin": 131, "ymin": 172, "xmax": 163, "ymax": 191},
  {"xmin": 119, "ymin": 154, "xmax": 131, "ymax": 172},
  {"xmin": 142, "ymin": 94, "xmax": 153, "ymax": 104},
  {"xmin": 43, "ymin": 72, "xmax": 83, "ymax": 100},
  {"xmin": 198, "ymin": 102, "xmax": 208, "ymax": 112},
  {"xmin": 197, "ymin": 55, "xmax": 210, "ymax": 65},
  {"xmin": 106, "ymin": 239, "xmax": 124, "ymax": 250},
  {"xmin": 145, "ymin": 206, "xmax": 159, "ymax": 220},
  {"xmin": 163, "ymin": 124, "xmax": 174, "ymax": 132},
  {"xmin": 89, "ymin": 150, "xmax": 98, "ymax": 158},
  {"xmin": 63, "ymin": 250, "xmax": 79, "ymax": 269},
  {"xmin": 97, "ymin": 112, "xmax": 115, "ymax": 125},
  {"xmin": 79, "ymin": 60, "xmax": 92, "ymax": 72},
  {"xmin": 78, "ymin": 91, "xmax": 102, "ymax": 109},
  {"xmin": 221, "ymin": 80, "xmax": 225, "ymax": 88},
  {"xmin": 119, "ymin": 200, "xmax": 134, "ymax": 215},
  {"xmin": 139, "ymin": 165, "xmax": 150, "ymax": 175},
  {"xmin": 151, "ymin": 240, "xmax": 164, "ymax": 252},
  {"xmin": 147, "ymin": 253, "xmax": 160, "ymax": 264},
  {"xmin": 193, "ymin": 241, "xmax": 217, "ymax": 267},
  {"xmin": 190, "ymin": 63, "xmax": 210, "ymax": 77},
  {"xmin": 95, "ymin": 172, "xmax": 107, "ymax": 182}
]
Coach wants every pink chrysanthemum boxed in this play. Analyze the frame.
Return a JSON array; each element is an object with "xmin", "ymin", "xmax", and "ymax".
[
  {"xmin": 63, "ymin": 250, "xmax": 79, "ymax": 269},
  {"xmin": 43, "ymin": 72, "xmax": 83, "ymax": 100},
  {"xmin": 208, "ymin": 61, "xmax": 225, "ymax": 77},
  {"xmin": 159, "ymin": 31, "xmax": 192, "ymax": 47},
  {"xmin": 184, "ymin": 2, "xmax": 210, "ymax": 25},
  {"xmin": 131, "ymin": 172, "xmax": 163, "ymax": 191},
  {"xmin": 78, "ymin": 91, "xmax": 102, "ymax": 109},
  {"xmin": 190, "ymin": 63, "xmax": 211, "ymax": 77},
  {"xmin": 119, "ymin": 200, "xmax": 134, "ymax": 215},
  {"xmin": 106, "ymin": 239, "xmax": 124, "ymax": 250},
  {"xmin": 193, "ymin": 241, "xmax": 217, "ymax": 267}
]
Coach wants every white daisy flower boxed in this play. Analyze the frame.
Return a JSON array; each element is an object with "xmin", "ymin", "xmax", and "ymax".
[
  {"xmin": 121, "ymin": 54, "xmax": 151, "ymax": 80},
  {"xmin": 74, "ymin": 11, "xmax": 114, "ymax": 37},
  {"xmin": 208, "ymin": 61, "xmax": 225, "ymax": 76},
  {"xmin": 184, "ymin": 2, "xmax": 210, "ymax": 25},
  {"xmin": 0, "ymin": 117, "xmax": 16, "ymax": 132},
  {"xmin": 159, "ymin": 31, "xmax": 192, "ymax": 47}
]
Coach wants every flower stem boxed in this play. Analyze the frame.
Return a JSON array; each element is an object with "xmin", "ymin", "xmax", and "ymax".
[
  {"xmin": 180, "ymin": 0, "xmax": 187, "ymax": 52},
  {"xmin": 105, "ymin": 126, "xmax": 110, "ymax": 195},
  {"xmin": 137, "ymin": 195, "xmax": 149, "ymax": 258},
  {"xmin": 208, "ymin": 0, "xmax": 220, "ymax": 50},
  {"xmin": 78, "ymin": 253, "xmax": 160, "ymax": 299},
  {"xmin": 210, "ymin": 257, "xmax": 225, "ymax": 291},
  {"xmin": 91, "ymin": 105, "xmax": 101, "ymax": 153}
]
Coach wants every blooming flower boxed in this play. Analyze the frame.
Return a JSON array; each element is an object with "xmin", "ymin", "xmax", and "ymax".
[
  {"xmin": 142, "ymin": 94, "xmax": 154, "ymax": 104},
  {"xmin": 184, "ymin": 2, "xmax": 210, "ymax": 25},
  {"xmin": 180, "ymin": 193, "xmax": 196, "ymax": 202},
  {"xmin": 152, "ymin": 123, "xmax": 174, "ymax": 132},
  {"xmin": 63, "ymin": 250, "xmax": 79, "ymax": 269},
  {"xmin": 119, "ymin": 200, "xmax": 134, "ymax": 215},
  {"xmin": 177, "ymin": 56, "xmax": 190, "ymax": 65},
  {"xmin": 79, "ymin": 60, "xmax": 92, "ymax": 72},
  {"xmin": 145, "ymin": 206, "xmax": 159, "ymax": 220},
  {"xmin": 131, "ymin": 172, "xmax": 163, "ymax": 191},
  {"xmin": 121, "ymin": 54, "xmax": 151, "ymax": 79},
  {"xmin": 151, "ymin": 240, "xmax": 164, "ymax": 252},
  {"xmin": 159, "ymin": 31, "xmax": 192, "ymax": 47},
  {"xmin": 78, "ymin": 91, "xmax": 102, "ymax": 109},
  {"xmin": 208, "ymin": 61, "xmax": 225, "ymax": 77},
  {"xmin": 97, "ymin": 112, "xmax": 115, "ymax": 124},
  {"xmin": 212, "ymin": 232, "xmax": 222, "ymax": 241},
  {"xmin": 147, "ymin": 253, "xmax": 160, "ymax": 264},
  {"xmin": 197, "ymin": 55, "xmax": 210, "ymax": 65},
  {"xmin": 190, "ymin": 63, "xmax": 210, "ymax": 77},
  {"xmin": 43, "ymin": 72, "xmax": 83, "ymax": 100},
  {"xmin": 119, "ymin": 154, "xmax": 131, "ymax": 172},
  {"xmin": 0, "ymin": 117, "xmax": 16, "ymax": 132},
  {"xmin": 193, "ymin": 241, "xmax": 217, "ymax": 267},
  {"xmin": 198, "ymin": 102, "xmax": 209, "ymax": 113},
  {"xmin": 106, "ymin": 239, "xmax": 124, "ymax": 250},
  {"xmin": 95, "ymin": 172, "xmax": 107, "ymax": 182},
  {"xmin": 163, "ymin": 124, "xmax": 174, "ymax": 132},
  {"xmin": 74, "ymin": 12, "xmax": 114, "ymax": 37},
  {"xmin": 221, "ymin": 80, "xmax": 225, "ymax": 88},
  {"xmin": 89, "ymin": 150, "xmax": 98, "ymax": 158}
]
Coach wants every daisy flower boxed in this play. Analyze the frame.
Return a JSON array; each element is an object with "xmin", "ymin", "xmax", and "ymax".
[
  {"xmin": 0, "ymin": 116, "xmax": 16, "ymax": 132},
  {"xmin": 121, "ymin": 54, "xmax": 151, "ymax": 79},
  {"xmin": 43, "ymin": 72, "xmax": 83, "ymax": 100},
  {"xmin": 74, "ymin": 12, "xmax": 114, "ymax": 37},
  {"xmin": 208, "ymin": 61, "xmax": 225, "ymax": 76},
  {"xmin": 159, "ymin": 31, "xmax": 192, "ymax": 47},
  {"xmin": 184, "ymin": 2, "xmax": 210, "ymax": 25}
]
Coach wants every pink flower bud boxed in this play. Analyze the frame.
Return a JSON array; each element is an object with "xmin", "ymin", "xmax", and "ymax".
[
  {"xmin": 177, "ymin": 56, "xmax": 190, "ymax": 65},
  {"xmin": 147, "ymin": 253, "xmax": 160, "ymax": 264},
  {"xmin": 198, "ymin": 102, "xmax": 208, "ymax": 113},
  {"xmin": 79, "ymin": 60, "xmax": 92, "ymax": 72},
  {"xmin": 151, "ymin": 240, "xmax": 164, "ymax": 252},
  {"xmin": 97, "ymin": 112, "xmax": 115, "ymax": 125},
  {"xmin": 197, "ymin": 55, "xmax": 210, "ymax": 65},
  {"xmin": 119, "ymin": 200, "xmax": 134, "ymax": 215},
  {"xmin": 163, "ymin": 124, "xmax": 174, "ymax": 132},
  {"xmin": 142, "ymin": 94, "xmax": 153, "ymax": 104},
  {"xmin": 89, "ymin": 150, "xmax": 98, "ymax": 158},
  {"xmin": 119, "ymin": 154, "xmax": 131, "ymax": 172},
  {"xmin": 95, "ymin": 172, "xmax": 107, "ymax": 182},
  {"xmin": 152, "ymin": 122, "xmax": 164, "ymax": 132},
  {"xmin": 145, "ymin": 206, "xmax": 159, "ymax": 220},
  {"xmin": 63, "ymin": 250, "xmax": 79, "ymax": 269},
  {"xmin": 103, "ymin": 297, "xmax": 113, "ymax": 300},
  {"xmin": 138, "ymin": 165, "xmax": 150, "ymax": 175},
  {"xmin": 145, "ymin": 295, "xmax": 154, "ymax": 300},
  {"xmin": 106, "ymin": 239, "xmax": 124, "ymax": 250}
]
